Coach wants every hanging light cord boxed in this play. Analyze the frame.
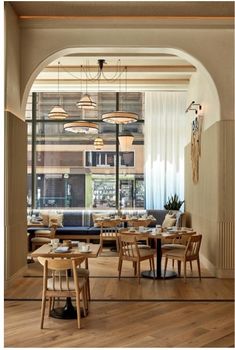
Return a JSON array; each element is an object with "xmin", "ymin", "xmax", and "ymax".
[
  {"xmin": 60, "ymin": 59, "xmax": 126, "ymax": 82},
  {"xmin": 57, "ymin": 61, "xmax": 60, "ymax": 105}
]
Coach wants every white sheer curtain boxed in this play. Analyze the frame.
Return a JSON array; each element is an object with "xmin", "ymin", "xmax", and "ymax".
[{"xmin": 144, "ymin": 91, "xmax": 187, "ymax": 209}]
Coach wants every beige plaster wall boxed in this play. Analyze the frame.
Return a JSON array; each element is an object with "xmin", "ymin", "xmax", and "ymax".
[
  {"xmin": 19, "ymin": 26, "xmax": 233, "ymax": 122},
  {"xmin": 185, "ymin": 70, "xmax": 221, "ymax": 140},
  {"xmin": 4, "ymin": 112, "xmax": 28, "ymax": 280},
  {"xmin": 185, "ymin": 124, "xmax": 219, "ymax": 272},
  {"xmin": 4, "ymin": 3, "xmax": 21, "ymax": 119}
]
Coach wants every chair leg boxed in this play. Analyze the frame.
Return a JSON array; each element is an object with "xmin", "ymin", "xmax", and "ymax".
[
  {"xmin": 137, "ymin": 262, "xmax": 140, "ymax": 284},
  {"xmin": 116, "ymin": 238, "xmax": 119, "ymax": 252},
  {"xmin": 82, "ymin": 287, "xmax": 88, "ymax": 314},
  {"xmin": 133, "ymin": 262, "xmax": 137, "ymax": 275},
  {"xmin": 100, "ymin": 237, "xmax": 103, "ymax": 253},
  {"xmin": 118, "ymin": 259, "xmax": 123, "ymax": 279},
  {"xmin": 163, "ymin": 257, "xmax": 168, "ymax": 278},
  {"xmin": 48, "ymin": 297, "xmax": 52, "ymax": 316},
  {"xmin": 190, "ymin": 261, "xmax": 193, "ymax": 271},
  {"xmin": 197, "ymin": 257, "xmax": 201, "ymax": 280},
  {"xmin": 87, "ymin": 277, "xmax": 91, "ymax": 301},
  {"xmin": 183, "ymin": 259, "xmax": 187, "ymax": 282},
  {"xmin": 75, "ymin": 292, "xmax": 81, "ymax": 329},
  {"xmin": 177, "ymin": 261, "xmax": 181, "ymax": 277},
  {"xmin": 152, "ymin": 257, "xmax": 156, "ymax": 279},
  {"xmin": 40, "ymin": 293, "xmax": 46, "ymax": 329},
  {"xmin": 149, "ymin": 258, "xmax": 152, "ymax": 270}
]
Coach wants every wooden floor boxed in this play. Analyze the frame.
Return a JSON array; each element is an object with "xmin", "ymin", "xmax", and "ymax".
[{"xmin": 4, "ymin": 250, "xmax": 234, "ymax": 348}]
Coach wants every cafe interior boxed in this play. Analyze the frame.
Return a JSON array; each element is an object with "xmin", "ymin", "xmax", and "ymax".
[{"xmin": 4, "ymin": 1, "xmax": 234, "ymax": 348}]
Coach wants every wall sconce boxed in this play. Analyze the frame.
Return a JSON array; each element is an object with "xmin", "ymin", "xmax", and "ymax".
[{"xmin": 185, "ymin": 101, "xmax": 202, "ymax": 115}]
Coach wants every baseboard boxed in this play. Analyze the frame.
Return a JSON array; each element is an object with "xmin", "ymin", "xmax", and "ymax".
[
  {"xmin": 216, "ymin": 269, "xmax": 234, "ymax": 278},
  {"xmin": 200, "ymin": 253, "xmax": 216, "ymax": 276},
  {"xmin": 200, "ymin": 253, "xmax": 234, "ymax": 278},
  {"xmin": 4, "ymin": 265, "xmax": 28, "ymax": 289}
]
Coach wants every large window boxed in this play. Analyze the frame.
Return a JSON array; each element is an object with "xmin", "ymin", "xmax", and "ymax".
[{"xmin": 27, "ymin": 92, "xmax": 144, "ymax": 210}]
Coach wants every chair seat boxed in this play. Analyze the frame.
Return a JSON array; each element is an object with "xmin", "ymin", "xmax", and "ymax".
[
  {"xmin": 164, "ymin": 248, "xmax": 186, "ymax": 258},
  {"xmin": 47, "ymin": 276, "xmax": 86, "ymax": 290},
  {"xmin": 139, "ymin": 248, "xmax": 155, "ymax": 257},
  {"xmin": 162, "ymin": 244, "xmax": 186, "ymax": 250},
  {"xmin": 35, "ymin": 229, "xmax": 51, "ymax": 235},
  {"xmin": 137, "ymin": 244, "xmax": 151, "ymax": 249},
  {"xmin": 77, "ymin": 268, "xmax": 89, "ymax": 277},
  {"xmin": 31, "ymin": 237, "xmax": 51, "ymax": 243}
]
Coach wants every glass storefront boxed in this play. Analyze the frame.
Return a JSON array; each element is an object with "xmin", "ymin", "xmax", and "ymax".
[{"xmin": 27, "ymin": 92, "xmax": 145, "ymax": 210}]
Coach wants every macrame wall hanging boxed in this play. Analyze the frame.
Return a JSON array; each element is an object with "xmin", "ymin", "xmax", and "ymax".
[{"xmin": 191, "ymin": 116, "xmax": 202, "ymax": 184}]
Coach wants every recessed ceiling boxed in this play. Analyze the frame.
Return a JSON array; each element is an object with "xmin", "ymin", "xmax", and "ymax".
[
  {"xmin": 9, "ymin": 1, "xmax": 234, "ymax": 18},
  {"xmin": 33, "ymin": 54, "xmax": 195, "ymax": 92}
]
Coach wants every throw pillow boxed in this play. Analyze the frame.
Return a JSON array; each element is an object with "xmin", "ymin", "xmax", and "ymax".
[
  {"xmin": 49, "ymin": 213, "xmax": 63, "ymax": 227},
  {"xmin": 92, "ymin": 213, "xmax": 106, "ymax": 227},
  {"xmin": 40, "ymin": 212, "xmax": 49, "ymax": 226},
  {"xmin": 162, "ymin": 213, "xmax": 176, "ymax": 228}
]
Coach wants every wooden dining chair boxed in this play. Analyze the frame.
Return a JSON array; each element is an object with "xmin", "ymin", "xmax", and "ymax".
[
  {"xmin": 77, "ymin": 265, "xmax": 91, "ymax": 301},
  {"xmin": 100, "ymin": 219, "xmax": 121, "ymax": 253},
  {"xmin": 163, "ymin": 234, "xmax": 202, "ymax": 282},
  {"xmin": 162, "ymin": 232, "xmax": 196, "ymax": 269},
  {"xmin": 118, "ymin": 233, "xmax": 155, "ymax": 284},
  {"xmin": 31, "ymin": 224, "xmax": 57, "ymax": 251},
  {"xmin": 38, "ymin": 256, "xmax": 88, "ymax": 329},
  {"xmin": 127, "ymin": 219, "xmax": 152, "ymax": 247}
]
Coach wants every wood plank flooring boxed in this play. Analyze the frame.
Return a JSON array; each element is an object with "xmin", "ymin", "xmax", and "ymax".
[{"xmin": 4, "ymin": 252, "xmax": 234, "ymax": 348}]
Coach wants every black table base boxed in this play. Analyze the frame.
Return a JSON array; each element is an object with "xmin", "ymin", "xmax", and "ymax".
[
  {"xmin": 50, "ymin": 297, "xmax": 87, "ymax": 319},
  {"xmin": 141, "ymin": 269, "xmax": 177, "ymax": 279},
  {"xmin": 141, "ymin": 237, "xmax": 177, "ymax": 280}
]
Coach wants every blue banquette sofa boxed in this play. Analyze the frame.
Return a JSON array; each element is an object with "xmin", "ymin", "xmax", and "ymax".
[{"xmin": 27, "ymin": 209, "xmax": 186, "ymax": 243}]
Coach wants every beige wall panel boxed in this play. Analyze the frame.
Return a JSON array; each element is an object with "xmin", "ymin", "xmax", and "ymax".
[
  {"xmin": 185, "ymin": 121, "xmax": 234, "ymax": 277},
  {"xmin": 218, "ymin": 121, "xmax": 234, "ymax": 221},
  {"xmin": 217, "ymin": 120, "xmax": 234, "ymax": 276},
  {"xmin": 5, "ymin": 112, "xmax": 27, "ymax": 280}
]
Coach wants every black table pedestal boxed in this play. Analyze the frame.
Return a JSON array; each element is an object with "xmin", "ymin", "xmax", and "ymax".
[
  {"xmin": 141, "ymin": 269, "xmax": 177, "ymax": 279},
  {"xmin": 141, "ymin": 236, "xmax": 177, "ymax": 280},
  {"xmin": 50, "ymin": 297, "xmax": 86, "ymax": 319}
]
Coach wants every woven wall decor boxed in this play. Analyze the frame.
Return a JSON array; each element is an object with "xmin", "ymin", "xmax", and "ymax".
[{"xmin": 191, "ymin": 116, "xmax": 202, "ymax": 184}]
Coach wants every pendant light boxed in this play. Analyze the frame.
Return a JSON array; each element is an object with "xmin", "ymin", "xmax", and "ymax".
[
  {"xmin": 64, "ymin": 121, "xmax": 98, "ymax": 134},
  {"xmin": 48, "ymin": 61, "xmax": 69, "ymax": 119},
  {"xmin": 102, "ymin": 66, "xmax": 138, "ymax": 124},
  {"xmin": 76, "ymin": 65, "xmax": 96, "ymax": 110},
  {"xmin": 94, "ymin": 136, "xmax": 104, "ymax": 150},
  {"xmin": 118, "ymin": 132, "xmax": 134, "ymax": 151}
]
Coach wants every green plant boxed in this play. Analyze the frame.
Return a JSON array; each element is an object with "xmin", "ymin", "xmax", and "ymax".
[{"xmin": 164, "ymin": 194, "xmax": 184, "ymax": 210}]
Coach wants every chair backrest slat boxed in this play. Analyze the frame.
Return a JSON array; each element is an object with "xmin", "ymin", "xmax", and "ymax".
[
  {"xmin": 185, "ymin": 234, "xmax": 202, "ymax": 258},
  {"xmin": 119, "ymin": 234, "xmax": 139, "ymax": 258},
  {"xmin": 38, "ymin": 256, "xmax": 85, "ymax": 292}
]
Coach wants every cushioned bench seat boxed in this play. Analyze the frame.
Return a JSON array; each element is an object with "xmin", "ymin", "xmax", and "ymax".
[{"xmin": 27, "ymin": 209, "xmax": 186, "ymax": 245}]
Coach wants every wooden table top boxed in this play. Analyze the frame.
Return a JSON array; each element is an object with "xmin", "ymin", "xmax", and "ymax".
[
  {"xmin": 119, "ymin": 229, "xmax": 195, "ymax": 239},
  {"xmin": 31, "ymin": 243, "xmax": 101, "ymax": 258},
  {"xmin": 27, "ymin": 222, "xmax": 44, "ymax": 227}
]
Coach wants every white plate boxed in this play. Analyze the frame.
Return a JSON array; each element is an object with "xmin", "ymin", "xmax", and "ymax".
[
  {"xmin": 55, "ymin": 246, "xmax": 70, "ymax": 253},
  {"xmin": 79, "ymin": 249, "xmax": 92, "ymax": 253}
]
